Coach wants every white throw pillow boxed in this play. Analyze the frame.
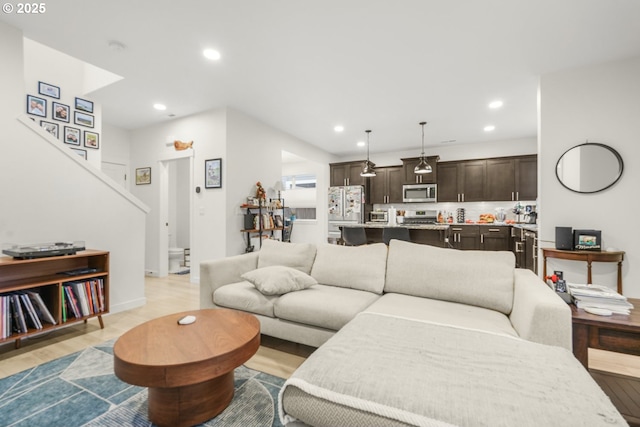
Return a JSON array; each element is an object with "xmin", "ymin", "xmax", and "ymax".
[
  {"xmin": 241, "ymin": 265, "xmax": 318, "ymax": 296},
  {"xmin": 257, "ymin": 239, "xmax": 317, "ymax": 274}
]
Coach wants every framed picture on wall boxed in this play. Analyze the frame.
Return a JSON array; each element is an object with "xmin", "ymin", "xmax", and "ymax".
[
  {"xmin": 52, "ymin": 102, "xmax": 70, "ymax": 122},
  {"xmin": 40, "ymin": 120, "xmax": 59, "ymax": 138},
  {"xmin": 75, "ymin": 97, "xmax": 94, "ymax": 113},
  {"xmin": 70, "ymin": 148, "xmax": 87, "ymax": 160},
  {"xmin": 74, "ymin": 111, "xmax": 94, "ymax": 128},
  {"xmin": 26, "ymin": 95, "xmax": 46, "ymax": 117},
  {"xmin": 63, "ymin": 126, "xmax": 81, "ymax": 145},
  {"xmin": 205, "ymin": 158, "xmax": 222, "ymax": 189},
  {"xmin": 136, "ymin": 167, "xmax": 151, "ymax": 185},
  {"xmin": 38, "ymin": 82, "xmax": 60, "ymax": 99},
  {"xmin": 84, "ymin": 131, "xmax": 99, "ymax": 149}
]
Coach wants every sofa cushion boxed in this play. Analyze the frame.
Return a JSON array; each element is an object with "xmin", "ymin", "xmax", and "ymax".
[
  {"xmin": 385, "ymin": 240, "xmax": 515, "ymax": 314},
  {"xmin": 257, "ymin": 239, "xmax": 317, "ymax": 274},
  {"xmin": 241, "ymin": 265, "xmax": 318, "ymax": 295},
  {"xmin": 274, "ymin": 284, "xmax": 380, "ymax": 331},
  {"xmin": 213, "ymin": 281, "xmax": 277, "ymax": 317},
  {"xmin": 365, "ymin": 293, "xmax": 518, "ymax": 338},
  {"xmin": 310, "ymin": 243, "xmax": 388, "ymax": 294}
]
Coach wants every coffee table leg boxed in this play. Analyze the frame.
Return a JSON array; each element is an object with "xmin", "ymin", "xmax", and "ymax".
[{"xmin": 148, "ymin": 371, "xmax": 235, "ymax": 427}]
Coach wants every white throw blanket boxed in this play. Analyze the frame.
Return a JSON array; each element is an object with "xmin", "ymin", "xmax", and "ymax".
[{"xmin": 279, "ymin": 312, "xmax": 626, "ymax": 427}]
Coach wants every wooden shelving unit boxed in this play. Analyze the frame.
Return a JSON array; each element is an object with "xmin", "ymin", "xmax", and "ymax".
[
  {"xmin": 0, "ymin": 249, "xmax": 109, "ymax": 349},
  {"xmin": 241, "ymin": 200, "xmax": 285, "ymax": 252}
]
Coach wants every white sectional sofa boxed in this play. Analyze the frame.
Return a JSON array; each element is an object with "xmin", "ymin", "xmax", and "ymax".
[{"xmin": 200, "ymin": 239, "xmax": 626, "ymax": 426}]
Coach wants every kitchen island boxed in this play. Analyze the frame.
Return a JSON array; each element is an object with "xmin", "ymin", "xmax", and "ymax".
[{"xmin": 340, "ymin": 223, "xmax": 450, "ymax": 247}]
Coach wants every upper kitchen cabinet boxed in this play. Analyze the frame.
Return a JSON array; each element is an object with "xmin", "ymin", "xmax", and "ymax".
[
  {"xmin": 437, "ymin": 160, "xmax": 486, "ymax": 202},
  {"xmin": 401, "ymin": 156, "xmax": 440, "ymax": 184},
  {"xmin": 485, "ymin": 155, "xmax": 537, "ymax": 201},
  {"xmin": 369, "ymin": 166, "xmax": 404, "ymax": 204},
  {"xmin": 330, "ymin": 161, "xmax": 367, "ymax": 187}
]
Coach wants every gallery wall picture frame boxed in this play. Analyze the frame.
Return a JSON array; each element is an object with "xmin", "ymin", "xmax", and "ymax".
[
  {"xmin": 84, "ymin": 131, "xmax": 99, "ymax": 149},
  {"xmin": 40, "ymin": 120, "xmax": 59, "ymax": 139},
  {"xmin": 75, "ymin": 97, "xmax": 94, "ymax": 113},
  {"xmin": 74, "ymin": 111, "xmax": 94, "ymax": 128},
  {"xmin": 27, "ymin": 95, "xmax": 47, "ymax": 117},
  {"xmin": 52, "ymin": 102, "xmax": 70, "ymax": 122},
  {"xmin": 38, "ymin": 82, "xmax": 60, "ymax": 99},
  {"xmin": 63, "ymin": 126, "xmax": 81, "ymax": 145},
  {"xmin": 136, "ymin": 167, "xmax": 152, "ymax": 185},
  {"xmin": 205, "ymin": 158, "xmax": 222, "ymax": 189},
  {"xmin": 70, "ymin": 148, "xmax": 87, "ymax": 160}
]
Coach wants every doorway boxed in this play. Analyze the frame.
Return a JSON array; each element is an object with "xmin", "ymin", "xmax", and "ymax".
[{"xmin": 158, "ymin": 155, "xmax": 193, "ymax": 277}]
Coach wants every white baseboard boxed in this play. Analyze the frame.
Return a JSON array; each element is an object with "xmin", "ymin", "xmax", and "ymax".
[{"xmin": 108, "ymin": 297, "xmax": 147, "ymax": 314}]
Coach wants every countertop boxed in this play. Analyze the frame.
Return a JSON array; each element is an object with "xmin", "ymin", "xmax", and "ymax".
[{"xmin": 343, "ymin": 222, "xmax": 538, "ymax": 232}]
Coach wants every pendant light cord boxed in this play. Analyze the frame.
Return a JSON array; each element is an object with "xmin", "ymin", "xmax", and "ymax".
[{"xmin": 420, "ymin": 121, "xmax": 426, "ymax": 157}]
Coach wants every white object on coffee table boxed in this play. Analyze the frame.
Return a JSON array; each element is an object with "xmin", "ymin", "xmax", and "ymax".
[{"xmin": 583, "ymin": 307, "xmax": 613, "ymax": 316}]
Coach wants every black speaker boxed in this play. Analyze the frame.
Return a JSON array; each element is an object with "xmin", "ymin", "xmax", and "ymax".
[
  {"xmin": 244, "ymin": 213, "xmax": 256, "ymax": 230},
  {"xmin": 555, "ymin": 226, "xmax": 573, "ymax": 250}
]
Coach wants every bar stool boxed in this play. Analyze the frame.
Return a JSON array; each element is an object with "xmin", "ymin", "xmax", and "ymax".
[
  {"xmin": 382, "ymin": 227, "xmax": 411, "ymax": 245},
  {"xmin": 342, "ymin": 227, "xmax": 367, "ymax": 246}
]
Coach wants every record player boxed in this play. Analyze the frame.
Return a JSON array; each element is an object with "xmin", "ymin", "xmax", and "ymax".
[{"xmin": 2, "ymin": 241, "xmax": 85, "ymax": 259}]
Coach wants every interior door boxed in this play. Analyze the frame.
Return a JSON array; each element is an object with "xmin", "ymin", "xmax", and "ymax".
[{"xmin": 101, "ymin": 161, "xmax": 127, "ymax": 189}]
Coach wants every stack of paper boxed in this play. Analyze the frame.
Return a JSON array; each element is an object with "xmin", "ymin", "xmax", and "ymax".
[{"xmin": 567, "ymin": 283, "xmax": 634, "ymax": 314}]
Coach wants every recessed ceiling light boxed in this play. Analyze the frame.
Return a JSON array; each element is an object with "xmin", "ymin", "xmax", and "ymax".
[
  {"xmin": 489, "ymin": 100, "xmax": 503, "ymax": 109},
  {"xmin": 153, "ymin": 103, "xmax": 167, "ymax": 111},
  {"xmin": 334, "ymin": 125, "xmax": 344, "ymax": 132},
  {"xmin": 357, "ymin": 141, "xmax": 365, "ymax": 147},
  {"xmin": 203, "ymin": 49, "xmax": 221, "ymax": 60},
  {"xmin": 484, "ymin": 125, "xmax": 495, "ymax": 132}
]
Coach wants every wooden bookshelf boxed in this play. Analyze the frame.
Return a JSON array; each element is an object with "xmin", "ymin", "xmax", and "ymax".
[{"xmin": 0, "ymin": 250, "xmax": 109, "ymax": 349}]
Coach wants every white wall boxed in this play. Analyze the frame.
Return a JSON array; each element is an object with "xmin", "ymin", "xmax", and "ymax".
[
  {"xmin": 0, "ymin": 21, "xmax": 148, "ymax": 313},
  {"xmin": 130, "ymin": 109, "xmax": 227, "ymax": 282},
  {"xmin": 225, "ymin": 109, "xmax": 333, "ymax": 254},
  {"xmin": 23, "ymin": 39, "xmax": 103, "ymax": 168},
  {"xmin": 539, "ymin": 56, "xmax": 639, "ymax": 297}
]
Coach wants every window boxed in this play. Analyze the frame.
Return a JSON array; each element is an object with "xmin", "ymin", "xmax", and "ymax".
[{"xmin": 281, "ymin": 174, "xmax": 316, "ymax": 190}]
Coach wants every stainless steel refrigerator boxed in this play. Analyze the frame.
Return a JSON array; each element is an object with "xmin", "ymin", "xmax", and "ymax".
[{"xmin": 328, "ymin": 185, "xmax": 365, "ymax": 241}]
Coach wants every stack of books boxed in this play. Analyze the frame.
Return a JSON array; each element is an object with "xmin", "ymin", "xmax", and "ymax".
[{"xmin": 567, "ymin": 283, "xmax": 634, "ymax": 314}]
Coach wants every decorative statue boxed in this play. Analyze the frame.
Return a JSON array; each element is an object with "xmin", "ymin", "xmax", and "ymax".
[
  {"xmin": 255, "ymin": 181, "xmax": 266, "ymax": 201},
  {"xmin": 174, "ymin": 140, "xmax": 193, "ymax": 150}
]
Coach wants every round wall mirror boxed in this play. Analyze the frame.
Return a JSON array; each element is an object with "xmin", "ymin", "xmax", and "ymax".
[{"xmin": 556, "ymin": 142, "xmax": 623, "ymax": 193}]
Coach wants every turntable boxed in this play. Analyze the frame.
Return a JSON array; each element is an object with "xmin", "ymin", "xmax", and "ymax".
[{"xmin": 2, "ymin": 241, "xmax": 86, "ymax": 259}]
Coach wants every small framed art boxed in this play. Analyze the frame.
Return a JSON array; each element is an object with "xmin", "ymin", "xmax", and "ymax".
[
  {"xmin": 84, "ymin": 131, "xmax": 99, "ymax": 149},
  {"xmin": 70, "ymin": 148, "xmax": 87, "ymax": 160},
  {"xmin": 64, "ymin": 126, "xmax": 81, "ymax": 145},
  {"xmin": 136, "ymin": 167, "xmax": 151, "ymax": 185},
  {"xmin": 38, "ymin": 82, "xmax": 60, "ymax": 99},
  {"xmin": 40, "ymin": 120, "xmax": 59, "ymax": 138},
  {"xmin": 75, "ymin": 97, "xmax": 94, "ymax": 113},
  {"xmin": 74, "ymin": 111, "xmax": 94, "ymax": 127},
  {"xmin": 52, "ymin": 102, "xmax": 70, "ymax": 122},
  {"xmin": 27, "ymin": 95, "xmax": 46, "ymax": 117},
  {"xmin": 205, "ymin": 158, "xmax": 222, "ymax": 189}
]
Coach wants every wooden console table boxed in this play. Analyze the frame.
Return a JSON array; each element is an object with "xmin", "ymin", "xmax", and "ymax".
[{"xmin": 542, "ymin": 248, "xmax": 625, "ymax": 294}]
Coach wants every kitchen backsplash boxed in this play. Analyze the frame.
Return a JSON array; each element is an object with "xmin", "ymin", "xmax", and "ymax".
[{"xmin": 372, "ymin": 201, "xmax": 537, "ymax": 223}]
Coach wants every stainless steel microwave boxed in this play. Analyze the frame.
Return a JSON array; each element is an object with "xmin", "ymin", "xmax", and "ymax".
[{"xmin": 402, "ymin": 184, "xmax": 437, "ymax": 203}]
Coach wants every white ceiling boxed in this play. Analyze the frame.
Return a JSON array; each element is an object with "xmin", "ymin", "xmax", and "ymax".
[{"xmin": 3, "ymin": 0, "xmax": 640, "ymax": 156}]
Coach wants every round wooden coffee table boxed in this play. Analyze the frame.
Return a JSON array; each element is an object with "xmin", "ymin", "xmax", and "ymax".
[{"xmin": 113, "ymin": 308, "xmax": 260, "ymax": 427}]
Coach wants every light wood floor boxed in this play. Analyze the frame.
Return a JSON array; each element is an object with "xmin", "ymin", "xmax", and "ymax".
[{"xmin": 1, "ymin": 274, "xmax": 639, "ymax": 379}]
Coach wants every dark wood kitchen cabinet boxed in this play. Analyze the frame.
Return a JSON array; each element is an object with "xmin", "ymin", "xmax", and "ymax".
[
  {"xmin": 437, "ymin": 160, "xmax": 486, "ymax": 202},
  {"xmin": 369, "ymin": 166, "xmax": 403, "ymax": 204},
  {"xmin": 485, "ymin": 155, "xmax": 537, "ymax": 202},
  {"xmin": 330, "ymin": 161, "xmax": 367, "ymax": 187},
  {"xmin": 449, "ymin": 225, "xmax": 480, "ymax": 250},
  {"xmin": 480, "ymin": 226, "xmax": 510, "ymax": 251},
  {"xmin": 401, "ymin": 156, "xmax": 439, "ymax": 184}
]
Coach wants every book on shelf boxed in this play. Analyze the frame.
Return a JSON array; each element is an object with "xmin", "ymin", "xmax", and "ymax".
[
  {"xmin": 10, "ymin": 295, "xmax": 27, "ymax": 334},
  {"xmin": 567, "ymin": 282, "xmax": 634, "ymax": 314},
  {"xmin": 19, "ymin": 293, "xmax": 42, "ymax": 330},
  {"xmin": 63, "ymin": 285, "xmax": 81, "ymax": 319},
  {"xmin": 27, "ymin": 291, "xmax": 57, "ymax": 325}
]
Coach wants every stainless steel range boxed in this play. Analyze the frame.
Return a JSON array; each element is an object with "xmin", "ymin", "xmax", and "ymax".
[{"xmin": 403, "ymin": 210, "xmax": 438, "ymax": 225}]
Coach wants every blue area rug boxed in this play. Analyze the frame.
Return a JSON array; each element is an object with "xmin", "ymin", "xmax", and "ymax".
[{"xmin": 0, "ymin": 340, "xmax": 285, "ymax": 427}]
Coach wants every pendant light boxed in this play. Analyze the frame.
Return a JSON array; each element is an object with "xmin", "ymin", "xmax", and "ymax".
[
  {"xmin": 414, "ymin": 121, "xmax": 432, "ymax": 174},
  {"xmin": 360, "ymin": 130, "xmax": 376, "ymax": 177}
]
